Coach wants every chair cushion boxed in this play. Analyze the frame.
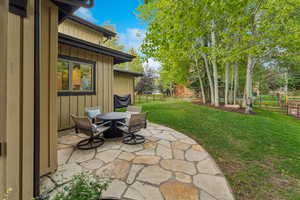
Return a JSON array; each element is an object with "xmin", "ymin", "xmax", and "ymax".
[{"xmin": 87, "ymin": 109, "xmax": 101, "ymax": 119}]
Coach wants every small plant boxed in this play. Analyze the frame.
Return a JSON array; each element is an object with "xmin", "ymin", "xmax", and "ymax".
[
  {"xmin": 53, "ymin": 173, "xmax": 108, "ymax": 200},
  {"xmin": 1, "ymin": 188, "xmax": 12, "ymax": 200}
]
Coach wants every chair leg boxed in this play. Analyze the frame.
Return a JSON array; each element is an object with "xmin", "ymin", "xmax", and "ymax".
[
  {"xmin": 77, "ymin": 135, "xmax": 104, "ymax": 150},
  {"xmin": 123, "ymin": 133, "xmax": 145, "ymax": 145}
]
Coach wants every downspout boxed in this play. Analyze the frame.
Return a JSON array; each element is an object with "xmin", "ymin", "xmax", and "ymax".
[{"xmin": 34, "ymin": 0, "xmax": 41, "ymax": 198}]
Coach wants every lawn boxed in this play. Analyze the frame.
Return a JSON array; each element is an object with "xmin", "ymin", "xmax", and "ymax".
[{"xmin": 139, "ymin": 101, "xmax": 300, "ymax": 200}]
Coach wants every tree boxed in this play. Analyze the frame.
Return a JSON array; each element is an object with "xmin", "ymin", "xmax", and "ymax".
[
  {"xmin": 135, "ymin": 65, "xmax": 156, "ymax": 94},
  {"xmin": 117, "ymin": 48, "xmax": 144, "ymax": 73}
]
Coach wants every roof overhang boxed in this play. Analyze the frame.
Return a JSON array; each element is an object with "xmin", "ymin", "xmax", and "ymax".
[
  {"xmin": 51, "ymin": 0, "xmax": 87, "ymax": 23},
  {"xmin": 114, "ymin": 68, "xmax": 143, "ymax": 77},
  {"xmin": 58, "ymin": 33, "xmax": 135, "ymax": 64},
  {"xmin": 67, "ymin": 15, "xmax": 117, "ymax": 38}
]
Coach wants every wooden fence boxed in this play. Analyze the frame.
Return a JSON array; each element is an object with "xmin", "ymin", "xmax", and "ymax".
[
  {"xmin": 254, "ymin": 95, "xmax": 300, "ymax": 118},
  {"xmin": 134, "ymin": 94, "xmax": 189, "ymax": 104}
]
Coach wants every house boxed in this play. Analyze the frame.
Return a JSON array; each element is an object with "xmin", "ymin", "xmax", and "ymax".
[{"xmin": 0, "ymin": 1, "xmax": 140, "ymax": 199}]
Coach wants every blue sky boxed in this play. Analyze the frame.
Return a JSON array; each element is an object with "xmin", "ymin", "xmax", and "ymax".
[{"xmin": 75, "ymin": 0, "xmax": 161, "ymax": 70}]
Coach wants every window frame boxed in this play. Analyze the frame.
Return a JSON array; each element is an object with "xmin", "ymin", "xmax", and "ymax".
[{"xmin": 57, "ymin": 55, "xmax": 96, "ymax": 96}]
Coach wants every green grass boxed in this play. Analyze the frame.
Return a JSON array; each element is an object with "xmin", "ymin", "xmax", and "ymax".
[{"xmin": 139, "ymin": 101, "xmax": 300, "ymax": 200}]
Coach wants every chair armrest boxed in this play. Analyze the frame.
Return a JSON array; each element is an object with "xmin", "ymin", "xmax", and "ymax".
[{"xmin": 116, "ymin": 121, "xmax": 128, "ymax": 127}]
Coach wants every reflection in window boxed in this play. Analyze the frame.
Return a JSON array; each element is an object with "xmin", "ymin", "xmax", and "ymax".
[{"xmin": 57, "ymin": 57, "xmax": 95, "ymax": 94}]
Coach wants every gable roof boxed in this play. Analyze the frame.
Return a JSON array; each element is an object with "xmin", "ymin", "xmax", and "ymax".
[
  {"xmin": 58, "ymin": 33, "xmax": 135, "ymax": 64},
  {"xmin": 67, "ymin": 15, "xmax": 117, "ymax": 38}
]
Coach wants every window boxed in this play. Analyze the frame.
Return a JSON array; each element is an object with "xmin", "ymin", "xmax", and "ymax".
[
  {"xmin": 9, "ymin": 0, "xmax": 27, "ymax": 17},
  {"xmin": 57, "ymin": 56, "xmax": 96, "ymax": 96}
]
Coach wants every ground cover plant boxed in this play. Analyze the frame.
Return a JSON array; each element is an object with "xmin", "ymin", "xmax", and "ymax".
[{"xmin": 140, "ymin": 101, "xmax": 300, "ymax": 199}]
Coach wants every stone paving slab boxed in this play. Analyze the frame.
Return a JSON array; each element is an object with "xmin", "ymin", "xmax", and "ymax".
[{"xmin": 41, "ymin": 122, "xmax": 235, "ymax": 200}]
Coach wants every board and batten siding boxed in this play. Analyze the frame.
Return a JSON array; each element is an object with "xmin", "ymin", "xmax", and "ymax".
[
  {"xmin": 0, "ymin": 0, "xmax": 35, "ymax": 199},
  {"xmin": 57, "ymin": 44, "xmax": 114, "ymax": 131},
  {"xmin": 40, "ymin": 0, "xmax": 58, "ymax": 176},
  {"xmin": 59, "ymin": 19, "xmax": 104, "ymax": 45},
  {"xmin": 113, "ymin": 72, "xmax": 135, "ymax": 103}
]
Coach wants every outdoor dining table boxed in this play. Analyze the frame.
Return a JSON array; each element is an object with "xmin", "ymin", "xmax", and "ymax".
[{"xmin": 96, "ymin": 112, "xmax": 127, "ymax": 138}]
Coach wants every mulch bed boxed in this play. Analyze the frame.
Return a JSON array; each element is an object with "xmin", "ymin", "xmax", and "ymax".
[{"xmin": 192, "ymin": 100, "xmax": 256, "ymax": 115}]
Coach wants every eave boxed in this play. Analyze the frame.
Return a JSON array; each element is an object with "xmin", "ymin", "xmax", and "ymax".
[
  {"xmin": 114, "ymin": 68, "xmax": 143, "ymax": 77},
  {"xmin": 58, "ymin": 33, "xmax": 135, "ymax": 64}
]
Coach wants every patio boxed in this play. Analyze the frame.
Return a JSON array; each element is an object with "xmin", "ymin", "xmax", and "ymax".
[{"xmin": 40, "ymin": 123, "xmax": 234, "ymax": 200}]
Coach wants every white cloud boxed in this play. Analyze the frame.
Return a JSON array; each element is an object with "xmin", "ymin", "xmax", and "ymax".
[
  {"xmin": 75, "ymin": 8, "xmax": 98, "ymax": 23},
  {"xmin": 118, "ymin": 28, "xmax": 146, "ymax": 52},
  {"xmin": 143, "ymin": 58, "xmax": 161, "ymax": 71}
]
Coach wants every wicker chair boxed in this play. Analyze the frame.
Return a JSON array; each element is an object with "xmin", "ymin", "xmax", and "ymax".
[
  {"xmin": 117, "ymin": 112, "xmax": 148, "ymax": 145},
  {"xmin": 71, "ymin": 114, "xmax": 111, "ymax": 150},
  {"xmin": 126, "ymin": 106, "xmax": 142, "ymax": 113}
]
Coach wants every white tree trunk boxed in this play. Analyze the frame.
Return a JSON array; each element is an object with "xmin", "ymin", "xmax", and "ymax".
[
  {"xmin": 233, "ymin": 62, "xmax": 239, "ymax": 105},
  {"xmin": 284, "ymin": 71, "xmax": 288, "ymax": 96},
  {"xmin": 225, "ymin": 63, "xmax": 230, "ymax": 105},
  {"xmin": 211, "ymin": 20, "xmax": 219, "ymax": 107},
  {"xmin": 245, "ymin": 56, "xmax": 255, "ymax": 114},
  {"xmin": 195, "ymin": 59, "xmax": 206, "ymax": 104},
  {"xmin": 200, "ymin": 38, "xmax": 214, "ymax": 105}
]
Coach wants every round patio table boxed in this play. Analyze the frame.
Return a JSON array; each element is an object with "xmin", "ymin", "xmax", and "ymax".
[{"xmin": 96, "ymin": 112, "xmax": 127, "ymax": 138}]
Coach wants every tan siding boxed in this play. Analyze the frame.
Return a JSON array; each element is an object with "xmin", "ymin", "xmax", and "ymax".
[
  {"xmin": 57, "ymin": 45, "xmax": 114, "ymax": 130},
  {"xmin": 58, "ymin": 19, "xmax": 104, "ymax": 45},
  {"xmin": 40, "ymin": 0, "xmax": 58, "ymax": 175},
  {"xmin": 114, "ymin": 72, "xmax": 136, "ymax": 103},
  {"xmin": 0, "ymin": 0, "xmax": 35, "ymax": 199}
]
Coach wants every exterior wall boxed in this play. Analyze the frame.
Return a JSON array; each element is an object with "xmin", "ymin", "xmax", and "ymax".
[
  {"xmin": 57, "ymin": 44, "xmax": 114, "ymax": 130},
  {"xmin": 0, "ymin": 0, "xmax": 35, "ymax": 199},
  {"xmin": 59, "ymin": 19, "xmax": 104, "ymax": 45},
  {"xmin": 40, "ymin": 0, "xmax": 58, "ymax": 175},
  {"xmin": 113, "ymin": 72, "xmax": 135, "ymax": 103}
]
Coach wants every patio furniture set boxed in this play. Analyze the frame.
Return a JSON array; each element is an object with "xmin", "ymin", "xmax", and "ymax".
[{"xmin": 71, "ymin": 106, "xmax": 148, "ymax": 150}]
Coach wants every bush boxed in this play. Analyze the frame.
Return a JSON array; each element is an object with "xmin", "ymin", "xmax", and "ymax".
[{"xmin": 53, "ymin": 173, "xmax": 108, "ymax": 200}]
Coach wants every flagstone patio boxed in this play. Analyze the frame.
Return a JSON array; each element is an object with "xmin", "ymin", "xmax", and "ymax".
[{"xmin": 40, "ymin": 123, "xmax": 235, "ymax": 200}]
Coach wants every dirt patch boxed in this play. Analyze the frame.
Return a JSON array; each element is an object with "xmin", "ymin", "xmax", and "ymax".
[{"xmin": 192, "ymin": 100, "xmax": 256, "ymax": 115}]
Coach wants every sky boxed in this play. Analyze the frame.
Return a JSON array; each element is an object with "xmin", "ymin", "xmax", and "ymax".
[{"xmin": 75, "ymin": 0, "xmax": 161, "ymax": 70}]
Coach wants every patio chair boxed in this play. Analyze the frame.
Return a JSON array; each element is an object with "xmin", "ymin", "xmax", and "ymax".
[
  {"xmin": 71, "ymin": 114, "xmax": 111, "ymax": 150},
  {"xmin": 117, "ymin": 112, "xmax": 148, "ymax": 145},
  {"xmin": 85, "ymin": 107, "xmax": 102, "ymax": 124},
  {"xmin": 126, "ymin": 106, "xmax": 142, "ymax": 113}
]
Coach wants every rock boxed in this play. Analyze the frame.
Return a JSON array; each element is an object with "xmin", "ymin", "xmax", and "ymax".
[
  {"xmin": 118, "ymin": 152, "xmax": 136, "ymax": 161},
  {"xmin": 57, "ymin": 143, "xmax": 72, "ymax": 150},
  {"xmin": 124, "ymin": 181, "xmax": 163, "ymax": 200},
  {"xmin": 68, "ymin": 149, "xmax": 95, "ymax": 163},
  {"xmin": 102, "ymin": 179, "xmax": 127, "ymax": 199},
  {"xmin": 157, "ymin": 139, "xmax": 171, "ymax": 148},
  {"xmin": 58, "ymin": 134, "xmax": 82, "ymax": 146},
  {"xmin": 153, "ymin": 132, "xmax": 176, "ymax": 141},
  {"xmin": 51, "ymin": 163, "xmax": 83, "ymax": 185},
  {"xmin": 173, "ymin": 149, "xmax": 185, "ymax": 160},
  {"xmin": 193, "ymin": 174, "xmax": 234, "ymax": 200},
  {"xmin": 196, "ymin": 158, "xmax": 222, "ymax": 175},
  {"xmin": 200, "ymin": 191, "xmax": 217, "ymax": 200},
  {"xmin": 80, "ymin": 159, "xmax": 104, "ymax": 170},
  {"xmin": 175, "ymin": 172, "xmax": 192, "ymax": 183},
  {"xmin": 144, "ymin": 141, "xmax": 157, "ymax": 149},
  {"xmin": 180, "ymin": 137, "xmax": 197, "ymax": 145},
  {"xmin": 160, "ymin": 160, "xmax": 197, "ymax": 175},
  {"xmin": 57, "ymin": 147, "xmax": 73, "ymax": 165},
  {"xmin": 135, "ymin": 149, "xmax": 156, "ymax": 156},
  {"xmin": 160, "ymin": 182, "xmax": 199, "ymax": 200},
  {"xmin": 192, "ymin": 144, "xmax": 205, "ymax": 152},
  {"xmin": 95, "ymin": 149, "xmax": 121, "ymax": 163},
  {"xmin": 137, "ymin": 166, "xmax": 172, "ymax": 185},
  {"xmin": 97, "ymin": 141, "xmax": 122, "ymax": 152},
  {"xmin": 156, "ymin": 144, "xmax": 172, "ymax": 159},
  {"xmin": 147, "ymin": 136, "xmax": 160, "ymax": 142},
  {"xmin": 127, "ymin": 165, "xmax": 144, "ymax": 184},
  {"xmin": 96, "ymin": 159, "xmax": 130, "ymax": 180},
  {"xmin": 185, "ymin": 149, "xmax": 208, "ymax": 162},
  {"xmin": 133, "ymin": 155, "xmax": 161, "ymax": 165},
  {"xmin": 120, "ymin": 144, "xmax": 144, "ymax": 152},
  {"xmin": 171, "ymin": 141, "xmax": 191, "ymax": 150}
]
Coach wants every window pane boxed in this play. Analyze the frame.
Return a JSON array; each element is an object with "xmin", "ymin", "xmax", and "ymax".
[
  {"xmin": 71, "ymin": 63, "xmax": 93, "ymax": 91},
  {"xmin": 57, "ymin": 60, "xmax": 69, "ymax": 90}
]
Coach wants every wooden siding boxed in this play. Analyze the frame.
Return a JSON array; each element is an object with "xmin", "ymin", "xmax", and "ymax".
[
  {"xmin": 57, "ymin": 44, "xmax": 114, "ymax": 130},
  {"xmin": 40, "ymin": 0, "xmax": 58, "ymax": 176},
  {"xmin": 114, "ymin": 72, "xmax": 135, "ymax": 103},
  {"xmin": 0, "ymin": 0, "xmax": 35, "ymax": 199},
  {"xmin": 59, "ymin": 19, "xmax": 104, "ymax": 45}
]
